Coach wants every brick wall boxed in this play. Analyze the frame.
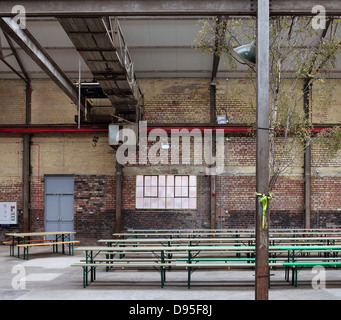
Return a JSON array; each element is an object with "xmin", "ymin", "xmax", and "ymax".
[
  {"xmin": 140, "ymin": 79, "xmax": 211, "ymax": 123},
  {"xmin": 1, "ymin": 78, "xmax": 341, "ymax": 242},
  {"xmin": 0, "ymin": 81, "xmax": 26, "ymax": 124},
  {"xmin": 74, "ymin": 175, "xmax": 115, "ymax": 244}
]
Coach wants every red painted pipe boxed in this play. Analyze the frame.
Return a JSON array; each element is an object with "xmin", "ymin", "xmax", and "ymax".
[
  {"xmin": 146, "ymin": 126, "xmax": 252, "ymax": 132},
  {"xmin": 0, "ymin": 124, "xmax": 336, "ymax": 134},
  {"xmin": 0, "ymin": 125, "xmax": 108, "ymax": 134}
]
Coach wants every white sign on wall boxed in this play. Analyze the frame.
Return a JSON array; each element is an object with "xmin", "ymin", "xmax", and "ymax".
[{"xmin": 0, "ymin": 202, "xmax": 18, "ymax": 224}]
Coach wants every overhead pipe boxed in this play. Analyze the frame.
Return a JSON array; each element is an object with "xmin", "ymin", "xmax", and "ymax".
[
  {"xmin": 0, "ymin": 125, "xmax": 108, "ymax": 134},
  {"xmin": 0, "ymin": 124, "xmax": 337, "ymax": 134}
]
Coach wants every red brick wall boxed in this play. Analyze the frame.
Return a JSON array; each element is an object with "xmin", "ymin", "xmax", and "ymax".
[{"xmin": 74, "ymin": 175, "xmax": 115, "ymax": 244}]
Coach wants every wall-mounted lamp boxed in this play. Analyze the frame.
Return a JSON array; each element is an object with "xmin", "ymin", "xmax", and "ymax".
[{"xmin": 233, "ymin": 38, "xmax": 256, "ymax": 65}]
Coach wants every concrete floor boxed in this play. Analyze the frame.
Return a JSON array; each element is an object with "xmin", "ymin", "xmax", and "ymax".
[{"xmin": 1, "ymin": 245, "xmax": 341, "ymax": 300}]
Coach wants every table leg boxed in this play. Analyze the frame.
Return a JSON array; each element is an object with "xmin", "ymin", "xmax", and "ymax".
[
  {"xmin": 55, "ymin": 235, "xmax": 58, "ymax": 253},
  {"xmin": 188, "ymin": 250, "xmax": 192, "ymax": 289},
  {"xmin": 62, "ymin": 234, "xmax": 65, "ymax": 254}
]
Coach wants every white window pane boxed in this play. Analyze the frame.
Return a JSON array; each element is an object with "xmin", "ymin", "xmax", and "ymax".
[
  {"xmin": 189, "ymin": 187, "xmax": 196, "ymax": 198},
  {"xmin": 136, "ymin": 187, "xmax": 143, "ymax": 197},
  {"xmin": 151, "ymin": 198, "xmax": 158, "ymax": 208},
  {"xmin": 159, "ymin": 186, "xmax": 166, "ymax": 197},
  {"xmin": 143, "ymin": 198, "xmax": 151, "ymax": 208},
  {"xmin": 136, "ymin": 175, "xmax": 144, "ymax": 187},
  {"xmin": 174, "ymin": 198, "xmax": 182, "ymax": 209},
  {"xmin": 159, "ymin": 175, "xmax": 166, "ymax": 186},
  {"xmin": 151, "ymin": 176, "xmax": 158, "ymax": 187},
  {"xmin": 145, "ymin": 186, "xmax": 151, "ymax": 197},
  {"xmin": 167, "ymin": 175, "xmax": 174, "ymax": 186},
  {"xmin": 182, "ymin": 186, "xmax": 188, "ymax": 197},
  {"xmin": 145, "ymin": 176, "xmax": 151, "ymax": 186},
  {"xmin": 175, "ymin": 186, "xmax": 182, "ymax": 197},
  {"xmin": 189, "ymin": 198, "xmax": 197, "ymax": 209},
  {"xmin": 159, "ymin": 198, "xmax": 166, "ymax": 209},
  {"xmin": 167, "ymin": 198, "xmax": 174, "ymax": 209},
  {"xmin": 182, "ymin": 198, "xmax": 189, "ymax": 209},
  {"xmin": 182, "ymin": 176, "xmax": 188, "ymax": 187},
  {"xmin": 136, "ymin": 198, "xmax": 144, "ymax": 209},
  {"xmin": 150, "ymin": 186, "xmax": 158, "ymax": 197},
  {"xmin": 167, "ymin": 187, "xmax": 174, "ymax": 197},
  {"xmin": 189, "ymin": 176, "xmax": 197, "ymax": 186},
  {"xmin": 175, "ymin": 176, "xmax": 182, "ymax": 187}
]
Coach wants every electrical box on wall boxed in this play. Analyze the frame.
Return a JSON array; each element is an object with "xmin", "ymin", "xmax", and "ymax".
[{"xmin": 0, "ymin": 202, "xmax": 18, "ymax": 224}]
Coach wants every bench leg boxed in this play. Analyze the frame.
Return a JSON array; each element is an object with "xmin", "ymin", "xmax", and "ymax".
[
  {"xmin": 68, "ymin": 243, "xmax": 74, "ymax": 256},
  {"xmin": 83, "ymin": 267, "xmax": 87, "ymax": 288},
  {"xmin": 91, "ymin": 266, "xmax": 95, "ymax": 283},
  {"xmin": 23, "ymin": 247, "xmax": 29, "ymax": 260},
  {"xmin": 188, "ymin": 267, "xmax": 191, "ymax": 289},
  {"xmin": 161, "ymin": 267, "xmax": 164, "ymax": 288}
]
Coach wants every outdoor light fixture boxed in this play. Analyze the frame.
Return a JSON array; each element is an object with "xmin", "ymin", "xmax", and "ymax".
[{"xmin": 233, "ymin": 38, "xmax": 256, "ymax": 65}]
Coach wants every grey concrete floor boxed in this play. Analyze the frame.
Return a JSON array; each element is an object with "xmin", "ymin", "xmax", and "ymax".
[{"xmin": 1, "ymin": 245, "xmax": 341, "ymax": 300}]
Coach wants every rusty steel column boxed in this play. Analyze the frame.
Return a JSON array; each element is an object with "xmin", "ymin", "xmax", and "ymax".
[
  {"xmin": 255, "ymin": 0, "xmax": 270, "ymax": 300},
  {"xmin": 22, "ymin": 134, "xmax": 31, "ymax": 233},
  {"xmin": 115, "ymin": 160, "xmax": 123, "ymax": 233},
  {"xmin": 303, "ymin": 80, "xmax": 312, "ymax": 229}
]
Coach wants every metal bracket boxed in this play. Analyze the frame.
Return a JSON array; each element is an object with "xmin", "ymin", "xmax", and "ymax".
[{"xmin": 250, "ymin": 0, "xmax": 256, "ymax": 12}]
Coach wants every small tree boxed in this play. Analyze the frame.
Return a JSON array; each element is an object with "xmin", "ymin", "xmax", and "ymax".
[{"xmin": 194, "ymin": 16, "xmax": 341, "ymax": 191}]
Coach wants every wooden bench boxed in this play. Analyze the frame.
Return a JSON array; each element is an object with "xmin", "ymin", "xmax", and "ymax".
[
  {"xmin": 283, "ymin": 260, "xmax": 341, "ymax": 287},
  {"xmin": 72, "ymin": 258, "xmax": 284, "ymax": 289},
  {"xmin": 73, "ymin": 244, "xmax": 341, "ymax": 289},
  {"xmin": 72, "ymin": 261, "xmax": 176, "ymax": 288},
  {"xmin": 17, "ymin": 240, "xmax": 79, "ymax": 260},
  {"xmin": 5, "ymin": 231, "xmax": 77, "ymax": 259}
]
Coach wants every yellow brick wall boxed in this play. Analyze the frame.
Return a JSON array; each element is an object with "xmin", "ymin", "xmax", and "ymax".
[
  {"xmin": 0, "ymin": 81, "xmax": 26, "ymax": 124},
  {"xmin": 1, "ymin": 78, "xmax": 340, "ymax": 125},
  {"xmin": 0, "ymin": 136, "xmax": 23, "ymax": 177},
  {"xmin": 30, "ymin": 133, "xmax": 116, "ymax": 176},
  {"xmin": 31, "ymin": 80, "xmax": 77, "ymax": 124}
]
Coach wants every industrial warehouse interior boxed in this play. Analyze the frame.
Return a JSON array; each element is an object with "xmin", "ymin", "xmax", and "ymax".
[{"xmin": 1, "ymin": 0, "xmax": 341, "ymax": 304}]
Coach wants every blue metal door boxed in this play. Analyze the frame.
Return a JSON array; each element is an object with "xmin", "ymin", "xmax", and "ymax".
[{"xmin": 45, "ymin": 176, "xmax": 74, "ymax": 239}]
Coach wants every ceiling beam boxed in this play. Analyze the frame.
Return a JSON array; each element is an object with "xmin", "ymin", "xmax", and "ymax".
[
  {"xmin": 3, "ymin": 31, "xmax": 30, "ymax": 82},
  {"xmin": 0, "ymin": 0, "xmax": 341, "ymax": 17},
  {"xmin": 0, "ymin": 17, "xmax": 86, "ymax": 115}
]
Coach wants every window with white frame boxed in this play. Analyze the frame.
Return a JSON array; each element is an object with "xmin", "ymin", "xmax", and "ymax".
[{"xmin": 136, "ymin": 175, "xmax": 197, "ymax": 209}]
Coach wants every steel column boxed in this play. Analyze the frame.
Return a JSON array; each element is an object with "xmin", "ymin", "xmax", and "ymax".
[
  {"xmin": 255, "ymin": 0, "xmax": 270, "ymax": 301},
  {"xmin": 303, "ymin": 80, "xmax": 312, "ymax": 229},
  {"xmin": 115, "ymin": 160, "xmax": 123, "ymax": 233},
  {"xmin": 22, "ymin": 134, "xmax": 31, "ymax": 233}
]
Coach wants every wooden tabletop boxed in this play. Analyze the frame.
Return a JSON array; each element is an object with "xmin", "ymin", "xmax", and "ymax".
[
  {"xmin": 99, "ymin": 236, "xmax": 341, "ymax": 243},
  {"xmin": 5, "ymin": 231, "xmax": 76, "ymax": 237},
  {"xmin": 75, "ymin": 244, "xmax": 341, "ymax": 252}
]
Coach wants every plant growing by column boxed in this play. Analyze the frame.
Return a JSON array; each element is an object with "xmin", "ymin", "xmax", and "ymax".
[{"xmin": 194, "ymin": 15, "xmax": 341, "ymax": 191}]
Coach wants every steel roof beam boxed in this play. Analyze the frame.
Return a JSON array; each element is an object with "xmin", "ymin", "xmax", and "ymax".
[
  {"xmin": 0, "ymin": 17, "xmax": 86, "ymax": 116},
  {"xmin": 0, "ymin": 0, "xmax": 341, "ymax": 17}
]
